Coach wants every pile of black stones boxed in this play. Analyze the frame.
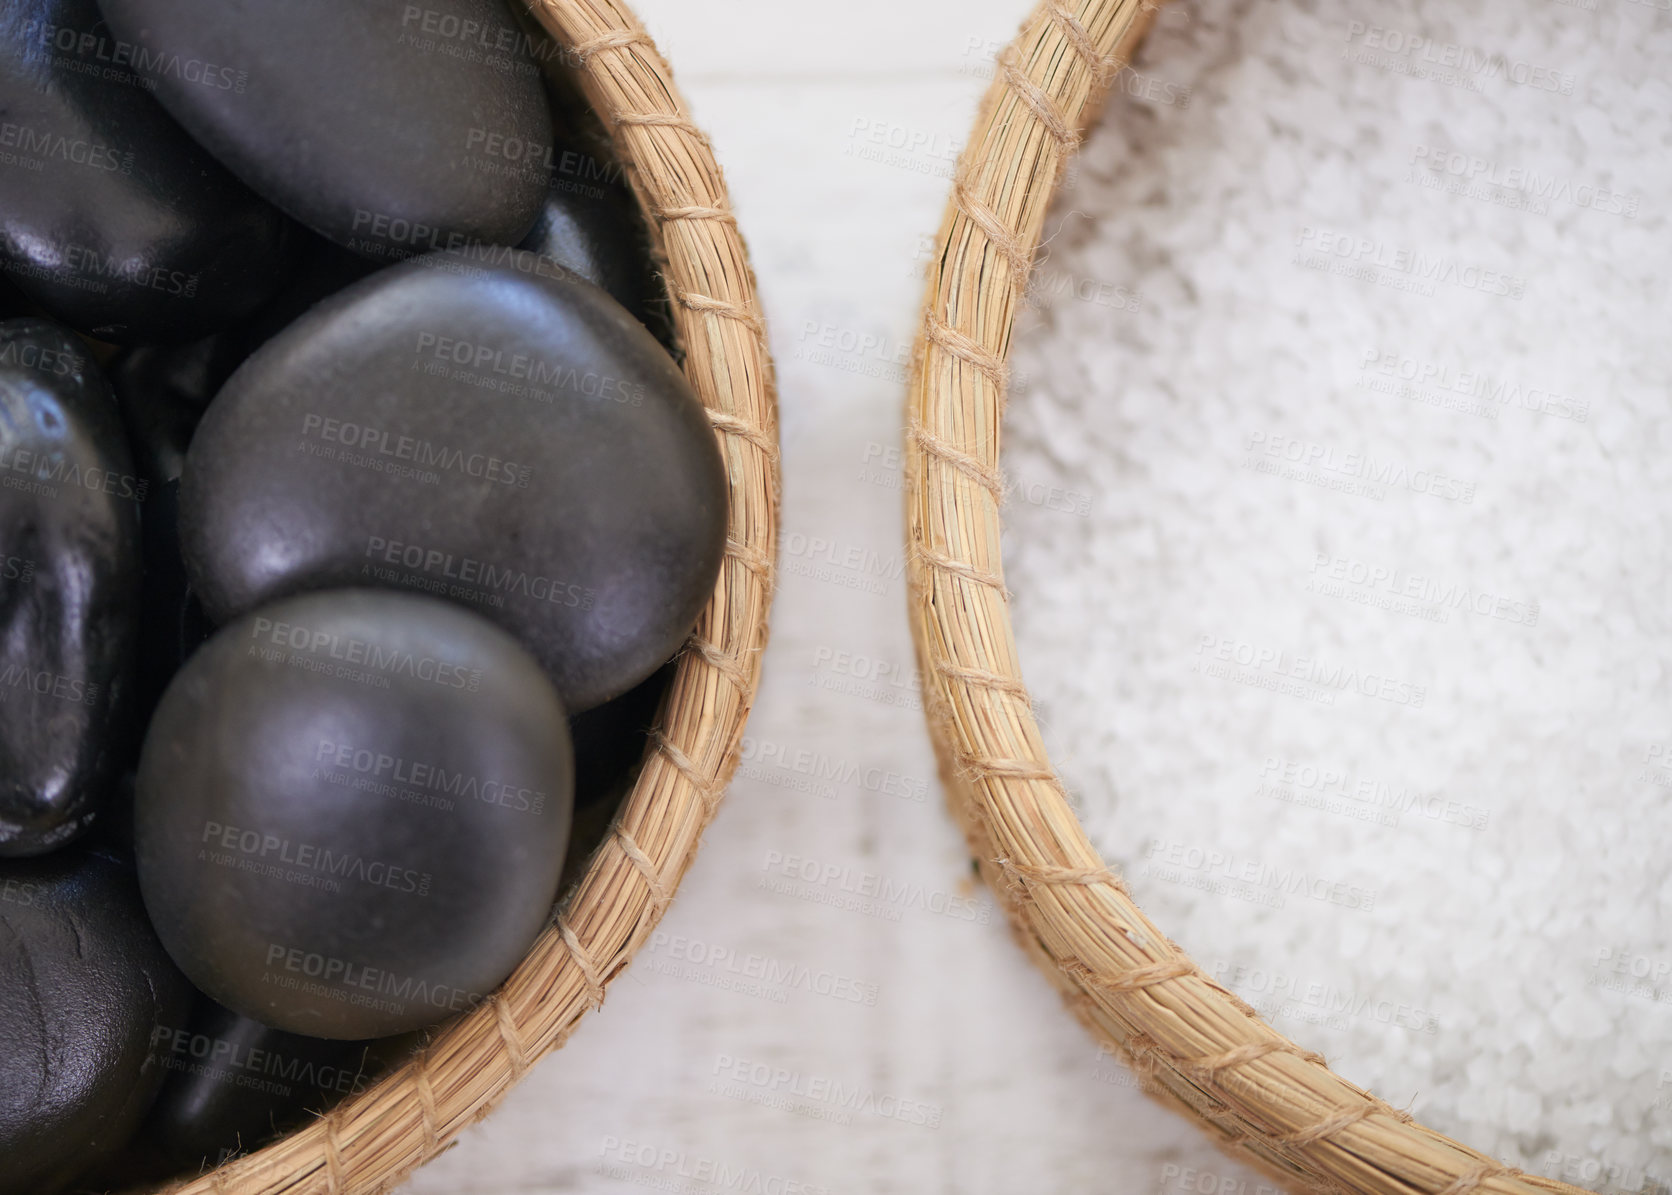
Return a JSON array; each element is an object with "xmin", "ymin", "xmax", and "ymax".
[{"xmin": 0, "ymin": 1, "xmax": 727, "ymax": 1187}]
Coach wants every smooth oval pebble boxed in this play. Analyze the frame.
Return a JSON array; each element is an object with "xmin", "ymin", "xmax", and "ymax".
[
  {"xmin": 0, "ymin": 0, "xmax": 293, "ymax": 342},
  {"xmin": 180, "ymin": 249, "xmax": 727, "ymax": 712},
  {"xmin": 99, "ymin": 0, "xmax": 552, "ymax": 260},
  {"xmin": 134, "ymin": 588, "xmax": 574, "ymax": 1038},
  {"xmin": 0, "ymin": 845, "xmax": 192, "ymax": 1195},
  {"xmin": 0, "ymin": 319, "xmax": 142, "ymax": 856}
]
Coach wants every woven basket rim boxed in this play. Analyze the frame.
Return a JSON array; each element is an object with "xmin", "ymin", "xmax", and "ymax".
[
  {"xmin": 903, "ymin": 3, "xmax": 1585, "ymax": 1193},
  {"xmin": 162, "ymin": 2, "xmax": 779, "ymax": 1190}
]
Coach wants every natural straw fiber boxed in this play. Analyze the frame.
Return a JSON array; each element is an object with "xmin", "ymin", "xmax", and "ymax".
[
  {"xmin": 158, "ymin": 2, "xmax": 778, "ymax": 1191},
  {"xmin": 904, "ymin": 3, "xmax": 1583, "ymax": 1194}
]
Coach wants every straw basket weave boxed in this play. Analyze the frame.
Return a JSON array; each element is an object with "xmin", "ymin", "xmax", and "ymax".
[
  {"xmin": 903, "ymin": 3, "xmax": 1584, "ymax": 1193},
  {"xmin": 154, "ymin": 2, "xmax": 778, "ymax": 1191}
]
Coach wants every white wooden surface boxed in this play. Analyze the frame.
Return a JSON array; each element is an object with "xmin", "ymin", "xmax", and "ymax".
[{"xmin": 405, "ymin": 1, "xmax": 1270, "ymax": 1192}]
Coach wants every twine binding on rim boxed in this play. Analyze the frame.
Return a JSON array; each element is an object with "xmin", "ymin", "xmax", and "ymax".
[
  {"xmin": 903, "ymin": 1, "xmax": 1589, "ymax": 1191},
  {"xmin": 158, "ymin": 1, "xmax": 778, "ymax": 1190}
]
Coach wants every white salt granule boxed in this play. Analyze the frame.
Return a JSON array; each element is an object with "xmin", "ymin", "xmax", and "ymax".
[{"xmin": 1002, "ymin": 0, "xmax": 1672, "ymax": 1189}]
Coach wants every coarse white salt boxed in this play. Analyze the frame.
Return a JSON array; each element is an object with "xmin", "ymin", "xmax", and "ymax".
[{"xmin": 1002, "ymin": 1, "xmax": 1672, "ymax": 1189}]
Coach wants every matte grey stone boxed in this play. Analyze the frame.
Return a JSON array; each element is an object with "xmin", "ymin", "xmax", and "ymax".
[
  {"xmin": 179, "ymin": 249, "xmax": 727, "ymax": 712},
  {"xmin": 134, "ymin": 588, "xmax": 574, "ymax": 1039},
  {"xmin": 98, "ymin": 0, "xmax": 554, "ymax": 261}
]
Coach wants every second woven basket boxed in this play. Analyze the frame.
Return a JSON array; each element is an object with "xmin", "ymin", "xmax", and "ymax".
[{"xmin": 903, "ymin": 2, "xmax": 1585, "ymax": 1193}]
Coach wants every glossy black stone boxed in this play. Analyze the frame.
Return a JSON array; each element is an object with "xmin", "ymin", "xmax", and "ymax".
[
  {"xmin": 99, "ymin": 0, "xmax": 553, "ymax": 261},
  {"xmin": 180, "ymin": 249, "xmax": 728, "ymax": 712},
  {"xmin": 0, "ymin": 0, "xmax": 293, "ymax": 343},
  {"xmin": 0, "ymin": 319, "xmax": 141, "ymax": 856},
  {"xmin": 134, "ymin": 588, "xmax": 574, "ymax": 1038},
  {"xmin": 141, "ymin": 999, "xmax": 377, "ymax": 1171},
  {"xmin": 0, "ymin": 844, "xmax": 192, "ymax": 1195}
]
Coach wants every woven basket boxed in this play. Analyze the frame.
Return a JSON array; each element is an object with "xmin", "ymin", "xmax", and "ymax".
[
  {"xmin": 904, "ymin": 3, "xmax": 1588, "ymax": 1193},
  {"xmin": 154, "ymin": 2, "xmax": 778, "ymax": 1191}
]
